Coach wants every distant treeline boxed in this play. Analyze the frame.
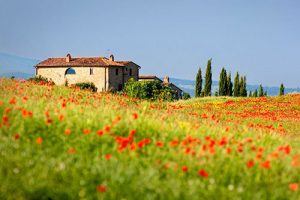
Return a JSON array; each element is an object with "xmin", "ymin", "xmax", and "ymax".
[{"xmin": 195, "ymin": 59, "xmax": 285, "ymax": 98}]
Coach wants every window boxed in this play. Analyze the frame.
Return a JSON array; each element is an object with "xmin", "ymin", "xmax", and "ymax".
[
  {"xmin": 129, "ymin": 68, "xmax": 132, "ymax": 76},
  {"xmin": 115, "ymin": 68, "xmax": 119, "ymax": 75},
  {"xmin": 65, "ymin": 68, "xmax": 76, "ymax": 75},
  {"xmin": 90, "ymin": 68, "xmax": 94, "ymax": 75}
]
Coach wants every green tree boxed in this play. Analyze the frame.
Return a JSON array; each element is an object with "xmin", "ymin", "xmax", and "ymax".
[
  {"xmin": 264, "ymin": 91, "xmax": 268, "ymax": 96},
  {"xmin": 259, "ymin": 84, "xmax": 264, "ymax": 97},
  {"xmin": 218, "ymin": 67, "xmax": 227, "ymax": 96},
  {"xmin": 233, "ymin": 72, "xmax": 240, "ymax": 97},
  {"xmin": 195, "ymin": 67, "xmax": 202, "ymax": 97},
  {"xmin": 253, "ymin": 89, "xmax": 258, "ymax": 97},
  {"xmin": 279, "ymin": 83, "xmax": 285, "ymax": 96},
  {"xmin": 240, "ymin": 76, "xmax": 247, "ymax": 97},
  {"xmin": 226, "ymin": 72, "xmax": 233, "ymax": 96},
  {"xmin": 249, "ymin": 91, "xmax": 252, "ymax": 97},
  {"xmin": 203, "ymin": 59, "xmax": 212, "ymax": 96}
]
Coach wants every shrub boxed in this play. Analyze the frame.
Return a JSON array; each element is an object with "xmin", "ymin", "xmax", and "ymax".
[
  {"xmin": 124, "ymin": 78, "xmax": 177, "ymax": 101},
  {"xmin": 74, "ymin": 82, "xmax": 97, "ymax": 92},
  {"xmin": 28, "ymin": 75, "xmax": 54, "ymax": 85},
  {"xmin": 183, "ymin": 92, "xmax": 191, "ymax": 100}
]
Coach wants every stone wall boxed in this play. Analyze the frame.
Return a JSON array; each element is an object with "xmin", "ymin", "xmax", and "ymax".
[
  {"xmin": 123, "ymin": 63, "xmax": 139, "ymax": 83},
  {"xmin": 108, "ymin": 67, "xmax": 124, "ymax": 91},
  {"xmin": 37, "ymin": 67, "xmax": 108, "ymax": 92},
  {"xmin": 37, "ymin": 65, "xmax": 140, "ymax": 92}
]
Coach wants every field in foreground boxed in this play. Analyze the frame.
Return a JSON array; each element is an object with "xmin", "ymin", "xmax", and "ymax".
[{"xmin": 0, "ymin": 79, "xmax": 300, "ymax": 200}]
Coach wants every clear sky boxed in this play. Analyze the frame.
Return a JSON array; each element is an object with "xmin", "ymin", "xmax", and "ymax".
[{"xmin": 0, "ymin": 0, "xmax": 299, "ymax": 87}]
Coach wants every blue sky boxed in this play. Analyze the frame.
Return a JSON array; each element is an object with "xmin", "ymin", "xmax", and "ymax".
[{"xmin": 0, "ymin": 0, "xmax": 299, "ymax": 87}]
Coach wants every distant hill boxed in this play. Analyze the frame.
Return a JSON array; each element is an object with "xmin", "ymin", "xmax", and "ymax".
[
  {"xmin": 0, "ymin": 52, "xmax": 38, "ymax": 79},
  {"xmin": 168, "ymin": 78, "xmax": 300, "ymax": 97}
]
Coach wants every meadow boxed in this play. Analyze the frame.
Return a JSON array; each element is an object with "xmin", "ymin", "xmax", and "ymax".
[{"xmin": 0, "ymin": 78, "xmax": 300, "ymax": 200}]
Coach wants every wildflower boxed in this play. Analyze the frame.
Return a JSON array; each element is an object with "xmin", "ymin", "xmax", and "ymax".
[
  {"xmin": 105, "ymin": 154, "xmax": 112, "ymax": 160},
  {"xmin": 0, "ymin": 100, "xmax": 3, "ymax": 105},
  {"xmin": 68, "ymin": 147, "xmax": 76, "ymax": 154},
  {"xmin": 96, "ymin": 184, "xmax": 107, "ymax": 193},
  {"xmin": 260, "ymin": 160, "xmax": 271, "ymax": 169},
  {"xmin": 181, "ymin": 166, "xmax": 188, "ymax": 172},
  {"xmin": 36, "ymin": 137, "xmax": 43, "ymax": 145},
  {"xmin": 226, "ymin": 147, "xmax": 232, "ymax": 155},
  {"xmin": 64, "ymin": 129, "xmax": 71, "ymax": 136},
  {"xmin": 9, "ymin": 97, "xmax": 17, "ymax": 105},
  {"xmin": 83, "ymin": 129, "xmax": 90, "ymax": 135},
  {"xmin": 104, "ymin": 126, "xmax": 110, "ymax": 132},
  {"xmin": 170, "ymin": 139, "xmax": 179, "ymax": 147},
  {"xmin": 46, "ymin": 119, "xmax": 52, "ymax": 124},
  {"xmin": 289, "ymin": 183, "xmax": 299, "ymax": 191},
  {"xmin": 132, "ymin": 113, "xmax": 138, "ymax": 119},
  {"xmin": 198, "ymin": 169, "xmax": 209, "ymax": 178},
  {"xmin": 14, "ymin": 133, "xmax": 20, "ymax": 140},
  {"xmin": 58, "ymin": 114, "xmax": 64, "ymax": 121},
  {"xmin": 97, "ymin": 130, "xmax": 104, "ymax": 136},
  {"xmin": 156, "ymin": 141, "xmax": 164, "ymax": 148},
  {"xmin": 247, "ymin": 160, "xmax": 255, "ymax": 168}
]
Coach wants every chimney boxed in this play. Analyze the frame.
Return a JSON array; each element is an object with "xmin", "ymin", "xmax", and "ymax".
[
  {"xmin": 66, "ymin": 54, "xmax": 71, "ymax": 63},
  {"xmin": 163, "ymin": 75, "xmax": 170, "ymax": 84},
  {"xmin": 109, "ymin": 54, "xmax": 114, "ymax": 61}
]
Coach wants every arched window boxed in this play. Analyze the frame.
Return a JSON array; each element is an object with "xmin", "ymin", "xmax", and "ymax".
[{"xmin": 65, "ymin": 68, "xmax": 76, "ymax": 75}]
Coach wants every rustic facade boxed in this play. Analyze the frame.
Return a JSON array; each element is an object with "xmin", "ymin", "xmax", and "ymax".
[
  {"xmin": 139, "ymin": 75, "xmax": 183, "ymax": 99},
  {"xmin": 35, "ymin": 54, "xmax": 140, "ymax": 92}
]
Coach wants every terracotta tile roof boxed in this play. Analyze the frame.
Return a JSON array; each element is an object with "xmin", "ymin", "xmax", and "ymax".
[
  {"xmin": 35, "ymin": 57, "xmax": 124, "ymax": 67},
  {"xmin": 139, "ymin": 75, "xmax": 161, "ymax": 80}
]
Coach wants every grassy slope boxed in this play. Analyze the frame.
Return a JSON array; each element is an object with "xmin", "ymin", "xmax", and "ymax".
[{"xmin": 0, "ymin": 79, "xmax": 300, "ymax": 200}]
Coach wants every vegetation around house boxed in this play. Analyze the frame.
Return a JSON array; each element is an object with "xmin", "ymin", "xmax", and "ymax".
[{"xmin": 123, "ymin": 78, "xmax": 177, "ymax": 101}]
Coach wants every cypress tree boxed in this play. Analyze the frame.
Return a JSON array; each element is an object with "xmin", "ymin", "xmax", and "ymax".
[
  {"xmin": 259, "ymin": 84, "xmax": 264, "ymax": 97},
  {"xmin": 233, "ymin": 72, "xmax": 240, "ymax": 97},
  {"xmin": 195, "ymin": 67, "xmax": 202, "ymax": 97},
  {"xmin": 279, "ymin": 83, "xmax": 285, "ymax": 96},
  {"xmin": 227, "ymin": 72, "xmax": 233, "ymax": 96},
  {"xmin": 242, "ymin": 76, "xmax": 247, "ymax": 97},
  {"xmin": 218, "ymin": 68, "xmax": 227, "ymax": 96},
  {"xmin": 239, "ymin": 76, "xmax": 244, "ymax": 97},
  {"xmin": 264, "ymin": 91, "xmax": 267, "ymax": 96},
  {"xmin": 203, "ymin": 59, "xmax": 212, "ymax": 96},
  {"xmin": 253, "ymin": 89, "xmax": 258, "ymax": 97},
  {"xmin": 249, "ymin": 91, "xmax": 252, "ymax": 97}
]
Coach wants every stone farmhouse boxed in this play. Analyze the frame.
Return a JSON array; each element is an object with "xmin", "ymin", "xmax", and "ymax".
[{"xmin": 35, "ymin": 54, "xmax": 183, "ymax": 98}]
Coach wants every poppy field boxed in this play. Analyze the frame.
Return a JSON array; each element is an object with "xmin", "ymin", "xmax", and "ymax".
[{"xmin": 0, "ymin": 78, "xmax": 300, "ymax": 200}]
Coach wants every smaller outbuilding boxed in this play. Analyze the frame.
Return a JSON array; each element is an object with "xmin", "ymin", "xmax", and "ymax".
[{"xmin": 139, "ymin": 75, "xmax": 183, "ymax": 99}]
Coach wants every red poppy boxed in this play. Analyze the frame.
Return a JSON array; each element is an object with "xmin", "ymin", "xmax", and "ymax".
[
  {"xmin": 260, "ymin": 160, "xmax": 271, "ymax": 169},
  {"xmin": 247, "ymin": 160, "xmax": 255, "ymax": 168},
  {"xmin": 83, "ymin": 129, "xmax": 90, "ymax": 135},
  {"xmin": 96, "ymin": 184, "xmax": 107, "ymax": 193},
  {"xmin": 14, "ymin": 133, "xmax": 20, "ymax": 140},
  {"xmin": 58, "ymin": 114, "xmax": 64, "ymax": 121},
  {"xmin": 198, "ymin": 169, "xmax": 209, "ymax": 178},
  {"xmin": 64, "ymin": 129, "xmax": 71, "ymax": 136},
  {"xmin": 105, "ymin": 154, "xmax": 112, "ymax": 160},
  {"xmin": 289, "ymin": 183, "xmax": 299, "ymax": 191},
  {"xmin": 132, "ymin": 113, "xmax": 138, "ymax": 119},
  {"xmin": 104, "ymin": 126, "xmax": 110, "ymax": 132},
  {"xmin": 181, "ymin": 166, "xmax": 188, "ymax": 172},
  {"xmin": 155, "ymin": 141, "xmax": 164, "ymax": 148},
  {"xmin": 68, "ymin": 147, "xmax": 76, "ymax": 154},
  {"xmin": 36, "ymin": 137, "xmax": 43, "ymax": 145},
  {"xmin": 97, "ymin": 130, "xmax": 104, "ymax": 136}
]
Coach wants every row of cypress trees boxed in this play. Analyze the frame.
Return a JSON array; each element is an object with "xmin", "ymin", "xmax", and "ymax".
[{"xmin": 195, "ymin": 59, "xmax": 285, "ymax": 98}]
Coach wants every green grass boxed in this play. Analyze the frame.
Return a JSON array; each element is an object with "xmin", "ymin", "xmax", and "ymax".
[{"xmin": 0, "ymin": 79, "xmax": 300, "ymax": 200}]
